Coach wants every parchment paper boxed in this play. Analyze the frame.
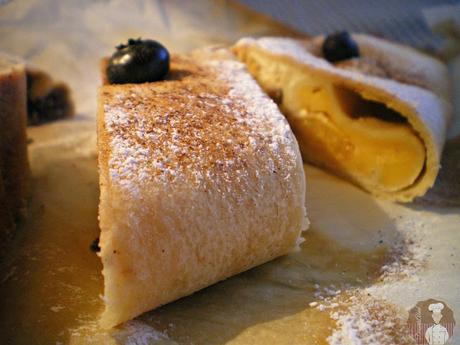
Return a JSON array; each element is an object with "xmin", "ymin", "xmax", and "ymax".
[{"xmin": 0, "ymin": 1, "xmax": 458, "ymax": 344}]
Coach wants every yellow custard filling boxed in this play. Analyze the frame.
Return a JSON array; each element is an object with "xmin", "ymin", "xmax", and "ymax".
[{"xmin": 243, "ymin": 50, "xmax": 425, "ymax": 194}]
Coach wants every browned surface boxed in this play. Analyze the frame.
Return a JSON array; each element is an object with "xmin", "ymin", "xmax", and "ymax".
[{"xmin": 99, "ymin": 56, "xmax": 258, "ymax": 184}]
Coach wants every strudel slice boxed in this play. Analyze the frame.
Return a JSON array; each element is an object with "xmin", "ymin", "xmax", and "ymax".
[
  {"xmin": 97, "ymin": 52, "xmax": 308, "ymax": 328},
  {"xmin": 233, "ymin": 34, "xmax": 452, "ymax": 202},
  {"xmin": 0, "ymin": 53, "xmax": 29, "ymax": 249}
]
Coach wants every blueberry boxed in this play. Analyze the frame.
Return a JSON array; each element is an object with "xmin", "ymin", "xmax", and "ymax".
[
  {"xmin": 107, "ymin": 38, "xmax": 170, "ymax": 84},
  {"xmin": 322, "ymin": 31, "xmax": 359, "ymax": 63},
  {"xmin": 90, "ymin": 237, "xmax": 100, "ymax": 252}
]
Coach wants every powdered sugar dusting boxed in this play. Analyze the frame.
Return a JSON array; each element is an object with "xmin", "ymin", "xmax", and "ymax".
[
  {"xmin": 235, "ymin": 36, "xmax": 448, "ymax": 122},
  {"xmin": 67, "ymin": 320, "xmax": 169, "ymax": 344},
  {"xmin": 210, "ymin": 59, "xmax": 295, "ymax": 145},
  {"xmin": 100, "ymin": 56, "xmax": 299, "ymax": 198},
  {"xmin": 112, "ymin": 320, "xmax": 169, "ymax": 345},
  {"xmin": 380, "ymin": 224, "xmax": 428, "ymax": 282},
  {"xmin": 327, "ymin": 292, "xmax": 415, "ymax": 345}
]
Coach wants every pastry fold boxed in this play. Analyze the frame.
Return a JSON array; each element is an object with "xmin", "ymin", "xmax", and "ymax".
[
  {"xmin": 233, "ymin": 35, "xmax": 452, "ymax": 202},
  {"xmin": 97, "ymin": 53, "xmax": 308, "ymax": 328}
]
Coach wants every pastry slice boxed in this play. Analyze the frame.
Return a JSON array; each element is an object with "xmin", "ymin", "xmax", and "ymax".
[
  {"xmin": 97, "ymin": 50, "xmax": 308, "ymax": 328},
  {"xmin": 233, "ymin": 34, "xmax": 452, "ymax": 202},
  {"xmin": 0, "ymin": 53, "xmax": 29, "ymax": 250}
]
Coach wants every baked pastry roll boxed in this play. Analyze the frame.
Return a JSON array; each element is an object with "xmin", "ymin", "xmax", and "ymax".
[
  {"xmin": 97, "ymin": 53, "xmax": 308, "ymax": 328},
  {"xmin": 0, "ymin": 53, "xmax": 29, "ymax": 250},
  {"xmin": 233, "ymin": 34, "xmax": 452, "ymax": 202}
]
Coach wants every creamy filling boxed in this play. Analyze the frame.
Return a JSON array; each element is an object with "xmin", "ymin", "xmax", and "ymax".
[{"xmin": 242, "ymin": 51, "xmax": 425, "ymax": 193}]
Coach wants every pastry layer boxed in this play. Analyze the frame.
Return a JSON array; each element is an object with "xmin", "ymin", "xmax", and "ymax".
[
  {"xmin": 97, "ymin": 54, "xmax": 308, "ymax": 328},
  {"xmin": 0, "ymin": 53, "xmax": 29, "ymax": 250},
  {"xmin": 233, "ymin": 35, "xmax": 451, "ymax": 202}
]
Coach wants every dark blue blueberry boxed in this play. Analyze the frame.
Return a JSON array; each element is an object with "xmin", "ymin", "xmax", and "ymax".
[
  {"xmin": 107, "ymin": 38, "xmax": 170, "ymax": 84},
  {"xmin": 90, "ymin": 237, "xmax": 100, "ymax": 252},
  {"xmin": 322, "ymin": 31, "xmax": 359, "ymax": 63}
]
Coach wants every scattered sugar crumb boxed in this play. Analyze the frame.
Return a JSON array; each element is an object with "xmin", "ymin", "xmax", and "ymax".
[
  {"xmin": 50, "ymin": 305, "xmax": 65, "ymax": 312},
  {"xmin": 113, "ymin": 320, "xmax": 169, "ymax": 345},
  {"xmin": 327, "ymin": 291, "xmax": 415, "ymax": 345},
  {"xmin": 380, "ymin": 217, "xmax": 429, "ymax": 282},
  {"xmin": 68, "ymin": 320, "xmax": 169, "ymax": 344}
]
